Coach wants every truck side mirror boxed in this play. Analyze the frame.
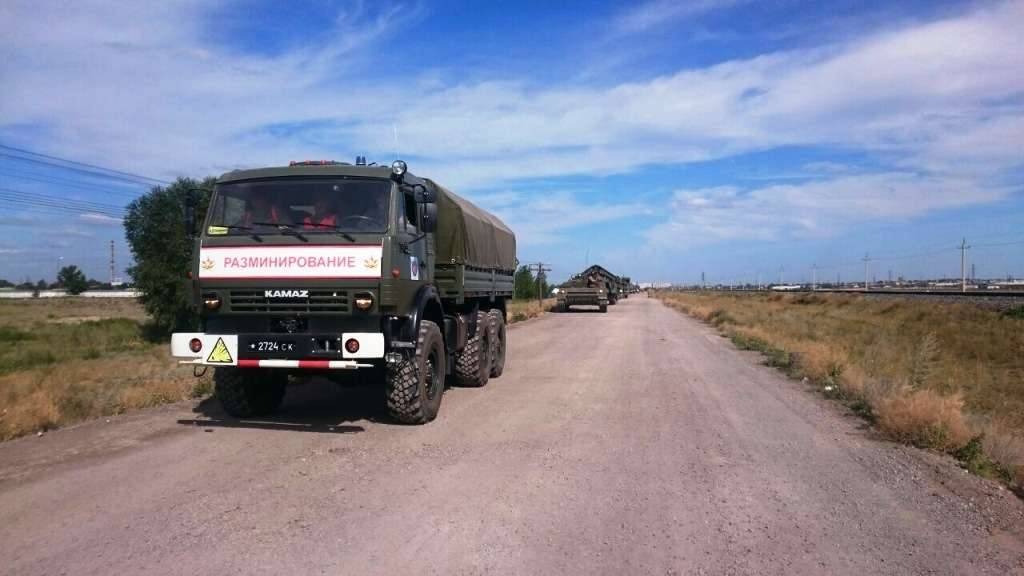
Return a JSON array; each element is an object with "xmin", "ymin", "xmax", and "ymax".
[
  {"xmin": 413, "ymin": 184, "xmax": 436, "ymax": 204},
  {"xmin": 184, "ymin": 189, "xmax": 198, "ymax": 239},
  {"xmin": 420, "ymin": 202, "xmax": 438, "ymax": 233}
]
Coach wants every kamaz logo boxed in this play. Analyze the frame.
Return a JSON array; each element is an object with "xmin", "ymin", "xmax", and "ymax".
[{"xmin": 264, "ymin": 289, "xmax": 309, "ymax": 299}]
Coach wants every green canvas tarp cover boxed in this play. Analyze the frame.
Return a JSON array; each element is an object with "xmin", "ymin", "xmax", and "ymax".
[{"xmin": 430, "ymin": 181, "xmax": 516, "ymax": 271}]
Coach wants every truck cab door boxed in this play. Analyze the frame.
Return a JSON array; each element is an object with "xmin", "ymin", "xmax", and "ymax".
[{"xmin": 397, "ymin": 190, "xmax": 429, "ymax": 282}]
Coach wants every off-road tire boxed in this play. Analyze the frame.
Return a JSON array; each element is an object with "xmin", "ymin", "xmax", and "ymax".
[
  {"xmin": 385, "ymin": 320, "xmax": 446, "ymax": 424},
  {"xmin": 453, "ymin": 311, "xmax": 491, "ymax": 387},
  {"xmin": 488, "ymin": 308, "xmax": 506, "ymax": 378},
  {"xmin": 214, "ymin": 368, "xmax": 287, "ymax": 418},
  {"xmin": 599, "ymin": 304, "xmax": 608, "ymax": 313}
]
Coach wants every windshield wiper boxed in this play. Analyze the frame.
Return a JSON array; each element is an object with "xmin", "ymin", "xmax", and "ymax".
[
  {"xmin": 250, "ymin": 222, "xmax": 309, "ymax": 242},
  {"xmin": 301, "ymin": 222, "xmax": 357, "ymax": 242}
]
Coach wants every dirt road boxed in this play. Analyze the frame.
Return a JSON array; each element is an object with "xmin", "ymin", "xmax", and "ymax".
[{"xmin": 1, "ymin": 298, "xmax": 1022, "ymax": 575}]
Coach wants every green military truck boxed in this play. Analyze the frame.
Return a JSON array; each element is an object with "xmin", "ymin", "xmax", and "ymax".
[
  {"xmin": 580, "ymin": 265, "xmax": 621, "ymax": 305},
  {"xmin": 172, "ymin": 159, "xmax": 515, "ymax": 424},
  {"xmin": 557, "ymin": 271, "xmax": 610, "ymax": 313},
  {"xmin": 620, "ymin": 276, "xmax": 632, "ymax": 299}
]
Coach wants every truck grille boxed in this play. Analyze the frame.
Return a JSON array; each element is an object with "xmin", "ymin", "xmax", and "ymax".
[{"xmin": 228, "ymin": 290, "xmax": 350, "ymax": 313}]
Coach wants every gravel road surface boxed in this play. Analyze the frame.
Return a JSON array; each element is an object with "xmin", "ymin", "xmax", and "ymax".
[{"xmin": 1, "ymin": 297, "xmax": 1022, "ymax": 575}]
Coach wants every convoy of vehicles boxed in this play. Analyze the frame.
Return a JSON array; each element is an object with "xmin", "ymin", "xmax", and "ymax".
[
  {"xmin": 171, "ymin": 160, "xmax": 516, "ymax": 424},
  {"xmin": 556, "ymin": 265, "xmax": 624, "ymax": 312}
]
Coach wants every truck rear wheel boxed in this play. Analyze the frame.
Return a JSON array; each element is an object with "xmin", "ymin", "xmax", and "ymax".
[
  {"xmin": 385, "ymin": 320, "xmax": 446, "ymax": 424},
  {"xmin": 214, "ymin": 368, "xmax": 286, "ymax": 418},
  {"xmin": 488, "ymin": 309, "xmax": 506, "ymax": 378},
  {"xmin": 453, "ymin": 311, "xmax": 491, "ymax": 387}
]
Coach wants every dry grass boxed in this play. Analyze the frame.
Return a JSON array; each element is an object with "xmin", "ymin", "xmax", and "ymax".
[
  {"xmin": 0, "ymin": 298, "xmax": 208, "ymax": 440},
  {"xmin": 658, "ymin": 291, "xmax": 1024, "ymax": 487},
  {"xmin": 0, "ymin": 296, "xmax": 555, "ymax": 440},
  {"xmin": 508, "ymin": 298, "xmax": 556, "ymax": 323}
]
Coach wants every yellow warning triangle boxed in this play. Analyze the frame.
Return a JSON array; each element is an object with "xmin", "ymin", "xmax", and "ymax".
[{"xmin": 206, "ymin": 338, "xmax": 233, "ymax": 364}]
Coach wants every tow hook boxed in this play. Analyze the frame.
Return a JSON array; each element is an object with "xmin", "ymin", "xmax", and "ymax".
[{"xmin": 385, "ymin": 352, "xmax": 404, "ymax": 365}]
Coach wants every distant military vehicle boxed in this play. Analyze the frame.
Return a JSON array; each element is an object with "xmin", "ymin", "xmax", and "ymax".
[
  {"xmin": 557, "ymin": 270, "xmax": 610, "ymax": 313},
  {"xmin": 580, "ymin": 265, "xmax": 621, "ymax": 305},
  {"xmin": 557, "ymin": 264, "xmax": 625, "ymax": 312},
  {"xmin": 620, "ymin": 276, "xmax": 632, "ymax": 299},
  {"xmin": 172, "ymin": 159, "xmax": 516, "ymax": 424}
]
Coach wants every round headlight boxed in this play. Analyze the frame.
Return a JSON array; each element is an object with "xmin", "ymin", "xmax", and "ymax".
[
  {"xmin": 354, "ymin": 293, "xmax": 374, "ymax": 311},
  {"xmin": 391, "ymin": 160, "xmax": 407, "ymax": 177}
]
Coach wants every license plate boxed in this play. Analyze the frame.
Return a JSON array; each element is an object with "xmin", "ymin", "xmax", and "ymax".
[{"xmin": 248, "ymin": 340, "xmax": 295, "ymax": 353}]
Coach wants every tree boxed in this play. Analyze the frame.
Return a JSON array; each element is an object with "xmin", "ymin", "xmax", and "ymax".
[
  {"xmin": 57, "ymin": 265, "xmax": 88, "ymax": 295},
  {"xmin": 513, "ymin": 265, "xmax": 536, "ymax": 300},
  {"xmin": 124, "ymin": 177, "xmax": 215, "ymax": 334}
]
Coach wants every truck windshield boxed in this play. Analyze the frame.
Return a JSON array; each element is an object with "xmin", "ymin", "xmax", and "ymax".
[{"xmin": 206, "ymin": 178, "xmax": 390, "ymax": 235}]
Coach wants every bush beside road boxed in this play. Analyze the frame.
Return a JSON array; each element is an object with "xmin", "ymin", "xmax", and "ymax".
[{"xmin": 657, "ymin": 290, "xmax": 1024, "ymax": 490}]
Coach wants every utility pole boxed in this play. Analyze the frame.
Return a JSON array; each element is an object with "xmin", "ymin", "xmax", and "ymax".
[
  {"xmin": 779, "ymin": 266, "xmax": 784, "ymax": 285},
  {"xmin": 755, "ymin": 271, "xmax": 760, "ymax": 291},
  {"xmin": 960, "ymin": 238, "xmax": 970, "ymax": 293},
  {"xmin": 862, "ymin": 253, "xmax": 871, "ymax": 292},
  {"xmin": 701, "ymin": 271, "xmax": 705, "ymax": 290},
  {"xmin": 811, "ymin": 264, "xmax": 817, "ymax": 291},
  {"xmin": 529, "ymin": 262, "xmax": 552, "ymax": 308},
  {"xmin": 109, "ymin": 240, "xmax": 115, "ymax": 286}
]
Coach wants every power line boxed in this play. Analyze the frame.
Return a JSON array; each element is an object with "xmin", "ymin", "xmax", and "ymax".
[
  {"xmin": 0, "ymin": 143, "xmax": 169, "ymax": 186},
  {"xmin": 0, "ymin": 169, "xmax": 149, "ymax": 199},
  {"xmin": 0, "ymin": 187, "xmax": 128, "ymax": 211}
]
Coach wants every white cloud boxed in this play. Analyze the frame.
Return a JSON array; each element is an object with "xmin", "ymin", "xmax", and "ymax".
[
  {"xmin": 0, "ymin": 0, "xmax": 1020, "ymax": 286},
  {"xmin": 612, "ymin": 0, "xmax": 744, "ymax": 35},
  {"xmin": 472, "ymin": 190, "xmax": 651, "ymax": 247},
  {"xmin": 0, "ymin": 0, "xmax": 1020, "ymax": 221},
  {"xmin": 645, "ymin": 173, "xmax": 1015, "ymax": 246},
  {"xmin": 78, "ymin": 213, "xmax": 123, "ymax": 226}
]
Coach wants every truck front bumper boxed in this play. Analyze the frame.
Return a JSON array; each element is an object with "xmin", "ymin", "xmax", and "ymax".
[
  {"xmin": 559, "ymin": 293, "xmax": 608, "ymax": 306},
  {"xmin": 170, "ymin": 332, "xmax": 384, "ymax": 369}
]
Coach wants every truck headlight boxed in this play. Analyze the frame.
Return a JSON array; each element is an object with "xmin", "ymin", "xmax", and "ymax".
[
  {"xmin": 354, "ymin": 293, "xmax": 374, "ymax": 311},
  {"xmin": 203, "ymin": 293, "xmax": 221, "ymax": 310}
]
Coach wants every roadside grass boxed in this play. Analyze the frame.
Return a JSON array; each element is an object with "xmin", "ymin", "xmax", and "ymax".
[
  {"xmin": 0, "ymin": 298, "xmax": 208, "ymax": 440},
  {"xmin": 0, "ymin": 296, "xmax": 555, "ymax": 440},
  {"xmin": 508, "ymin": 298, "xmax": 556, "ymax": 323},
  {"xmin": 658, "ymin": 291, "xmax": 1024, "ymax": 489}
]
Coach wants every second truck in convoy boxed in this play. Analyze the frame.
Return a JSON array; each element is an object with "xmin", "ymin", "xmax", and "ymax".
[
  {"xmin": 557, "ymin": 265, "xmax": 623, "ymax": 312},
  {"xmin": 172, "ymin": 159, "xmax": 516, "ymax": 424}
]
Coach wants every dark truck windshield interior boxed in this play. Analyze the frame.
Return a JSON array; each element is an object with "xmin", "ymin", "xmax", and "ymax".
[{"xmin": 207, "ymin": 178, "xmax": 391, "ymax": 235}]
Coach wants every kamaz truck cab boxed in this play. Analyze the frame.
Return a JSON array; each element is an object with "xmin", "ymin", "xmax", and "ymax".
[{"xmin": 171, "ymin": 160, "xmax": 516, "ymax": 424}]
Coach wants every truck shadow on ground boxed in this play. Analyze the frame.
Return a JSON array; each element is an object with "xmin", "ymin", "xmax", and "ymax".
[
  {"xmin": 554, "ymin": 307, "xmax": 609, "ymax": 313},
  {"xmin": 177, "ymin": 378, "xmax": 388, "ymax": 434}
]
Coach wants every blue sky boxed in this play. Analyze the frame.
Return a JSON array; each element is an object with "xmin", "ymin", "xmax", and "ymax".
[{"xmin": 1, "ymin": 0, "xmax": 1022, "ymax": 284}]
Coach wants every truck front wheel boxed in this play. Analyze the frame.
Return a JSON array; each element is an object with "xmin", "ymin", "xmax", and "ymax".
[
  {"xmin": 385, "ymin": 320, "xmax": 446, "ymax": 424},
  {"xmin": 453, "ymin": 311, "xmax": 491, "ymax": 387},
  {"xmin": 488, "ymin": 309, "xmax": 506, "ymax": 378},
  {"xmin": 214, "ymin": 368, "xmax": 286, "ymax": 418}
]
